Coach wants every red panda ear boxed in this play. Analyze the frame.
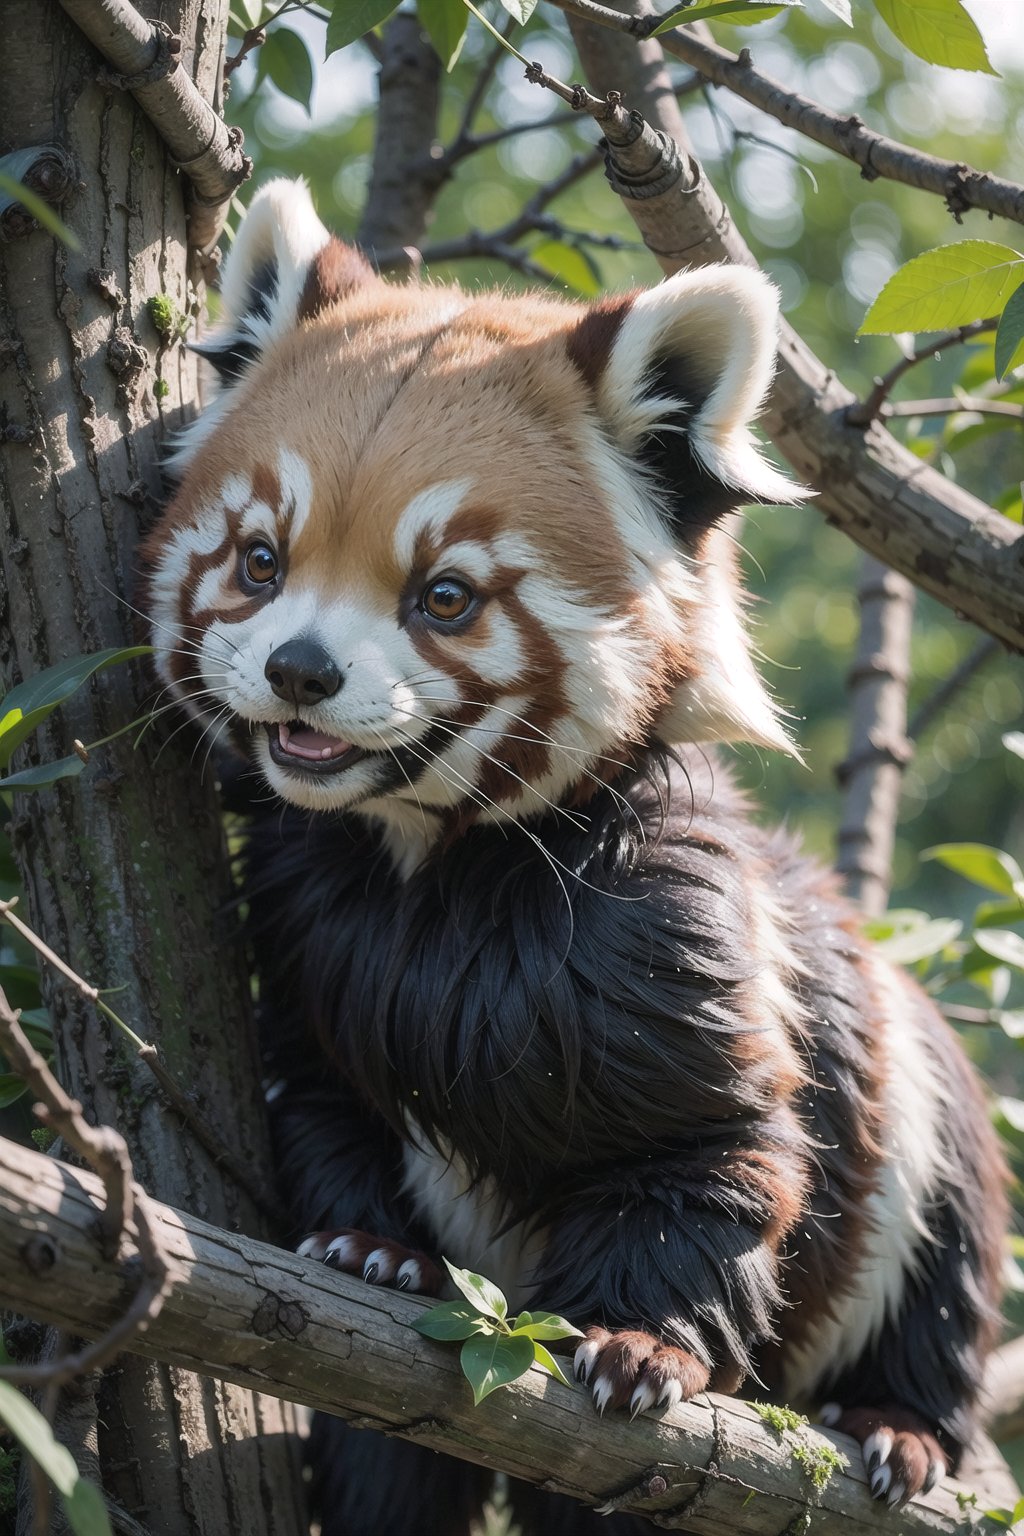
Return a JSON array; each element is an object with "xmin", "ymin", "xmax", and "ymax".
[
  {"xmin": 571, "ymin": 265, "xmax": 805, "ymax": 533},
  {"xmin": 191, "ymin": 179, "xmax": 375, "ymax": 382}
]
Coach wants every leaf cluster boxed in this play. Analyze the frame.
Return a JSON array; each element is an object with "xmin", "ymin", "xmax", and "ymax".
[{"xmin": 411, "ymin": 1259, "xmax": 581, "ymax": 1404}]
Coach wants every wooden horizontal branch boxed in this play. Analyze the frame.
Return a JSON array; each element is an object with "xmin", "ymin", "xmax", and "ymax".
[
  {"xmin": 0, "ymin": 1134, "xmax": 1018, "ymax": 1532},
  {"xmin": 558, "ymin": 0, "xmax": 1024, "ymax": 652},
  {"xmin": 548, "ymin": 0, "xmax": 1024, "ymax": 226},
  {"xmin": 56, "ymin": 0, "xmax": 251, "ymax": 254}
]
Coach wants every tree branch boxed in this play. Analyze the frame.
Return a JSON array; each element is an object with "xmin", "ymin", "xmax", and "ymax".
[
  {"xmin": 55, "ymin": 0, "xmax": 251, "ymax": 255},
  {"xmin": 847, "ymin": 322, "xmax": 998, "ymax": 428},
  {"xmin": 0, "ymin": 1133, "xmax": 1019, "ymax": 1531},
  {"xmin": 559, "ymin": 1, "xmax": 1024, "ymax": 651},
  {"xmin": 547, "ymin": 0, "xmax": 1024, "ymax": 226},
  {"xmin": 358, "ymin": 11, "xmax": 443, "ymax": 264},
  {"xmin": 835, "ymin": 558, "xmax": 915, "ymax": 916}
]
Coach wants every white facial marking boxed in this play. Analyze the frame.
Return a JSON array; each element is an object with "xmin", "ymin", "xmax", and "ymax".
[
  {"xmin": 221, "ymin": 473, "xmax": 252, "ymax": 515},
  {"xmin": 393, "ymin": 479, "xmax": 473, "ymax": 571},
  {"xmin": 278, "ymin": 447, "xmax": 314, "ymax": 540}
]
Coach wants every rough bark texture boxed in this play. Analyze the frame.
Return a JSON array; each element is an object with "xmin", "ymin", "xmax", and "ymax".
[
  {"xmin": 835, "ymin": 557, "xmax": 915, "ymax": 915},
  {"xmin": 563, "ymin": 3, "xmax": 1024, "ymax": 652},
  {"xmin": 0, "ymin": 3, "xmax": 304, "ymax": 1531},
  {"xmin": 1, "ymin": 1136, "xmax": 1020, "ymax": 1534},
  {"xmin": 356, "ymin": 11, "xmax": 443, "ymax": 263}
]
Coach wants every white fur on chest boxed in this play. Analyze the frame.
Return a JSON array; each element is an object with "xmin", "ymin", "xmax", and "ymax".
[{"xmin": 402, "ymin": 1129, "xmax": 544, "ymax": 1311}]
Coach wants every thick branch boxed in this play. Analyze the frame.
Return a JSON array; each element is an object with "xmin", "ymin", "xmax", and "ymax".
[
  {"xmin": 56, "ymin": 0, "xmax": 251, "ymax": 254},
  {"xmin": 358, "ymin": 12, "xmax": 443, "ymax": 263},
  {"xmin": 0, "ymin": 1135, "xmax": 1018, "ymax": 1532},
  {"xmin": 561, "ymin": 2, "xmax": 1024, "ymax": 651},
  {"xmin": 549, "ymin": 0, "xmax": 1024, "ymax": 226}
]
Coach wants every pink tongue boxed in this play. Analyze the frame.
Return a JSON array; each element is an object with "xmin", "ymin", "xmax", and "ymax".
[{"xmin": 279, "ymin": 723, "xmax": 352, "ymax": 761}]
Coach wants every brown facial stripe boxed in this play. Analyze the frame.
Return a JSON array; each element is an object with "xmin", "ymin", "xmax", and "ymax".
[
  {"xmin": 297, "ymin": 239, "xmax": 376, "ymax": 322},
  {"xmin": 564, "ymin": 293, "xmax": 636, "ymax": 391}
]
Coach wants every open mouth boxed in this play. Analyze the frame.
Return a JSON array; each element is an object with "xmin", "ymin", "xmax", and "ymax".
[{"xmin": 265, "ymin": 721, "xmax": 369, "ymax": 776}]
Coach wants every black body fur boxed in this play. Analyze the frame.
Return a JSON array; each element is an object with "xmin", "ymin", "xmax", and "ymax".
[{"xmin": 248, "ymin": 748, "xmax": 1002, "ymax": 1536}]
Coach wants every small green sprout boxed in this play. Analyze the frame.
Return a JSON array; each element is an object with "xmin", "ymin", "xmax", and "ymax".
[
  {"xmin": 146, "ymin": 294, "xmax": 187, "ymax": 341},
  {"xmin": 153, "ymin": 378, "xmax": 169, "ymax": 401},
  {"xmin": 751, "ymin": 1401, "xmax": 848, "ymax": 1494},
  {"xmin": 752, "ymin": 1402, "xmax": 808, "ymax": 1435},
  {"xmin": 411, "ymin": 1260, "xmax": 581, "ymax": 1405}
]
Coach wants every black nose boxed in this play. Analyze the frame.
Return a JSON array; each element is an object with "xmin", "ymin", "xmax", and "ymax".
[{"xmin": 265, "ymin": 638, "xmax": 343, "ymax": 707}]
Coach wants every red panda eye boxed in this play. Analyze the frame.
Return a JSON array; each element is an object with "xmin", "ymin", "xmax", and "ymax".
[
  {"xmin": 422, "ymin": 578, "xmax": 472, "ymax": 622},
  {"xmin": 243, "ymin": 542, "xmax": 278, "ymax": 586}
]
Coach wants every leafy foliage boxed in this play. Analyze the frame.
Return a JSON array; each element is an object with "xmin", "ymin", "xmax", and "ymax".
[
  {"xmin": 0, "ymin": 1382, "xmax": 112, "ymax": 1536},
  {"xmin": 860, "ymin": 241, "xmax": 1024, "ymax": 335},
  {"xmin": 411, "ymin": 1261, "xmax": 580, "ymax": 1403},
  {"xmin": 870, "ymin": 0, "xmax": 997, "ymax": 76}
]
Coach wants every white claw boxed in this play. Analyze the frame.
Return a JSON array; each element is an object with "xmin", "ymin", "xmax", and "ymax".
[
  {"xmin": 361, "ymin": 1245, "xmax": 393, "ymax": 1283},
  {"xmin": 629, "ymin": 1380, "xmax": 658, "ymax": 1418},
  {"xmin": 296, "ymin": 1234, "xmax": 321, "ymax": 1259},
  {"xmin": 658, "ymin": 1379, "xmax": 683, "ymax": 1411},
  {"xmin": 818, "ymin": 1402, "xmax": 842, "ymax": 1428},
  {"xmin": 592, "ymin": 1376, "xmax": 614, "ymax": 1416},
  {"xmin": 887, "ymin": 1481, "xmax": 907, "ymax": 1508},
  {"xmin": 923, "ymin": 1458, "xmax": 945, "ymax": 1494},
  {"xmin": 395, "ymin": 1258, "xmax": 422, "ymax": 1292},
  {"xmin": 574, "ymin": 1338, "xmax": 601, "ymax": 1385},
  {"xmin": 324, "ymin": 1235, "xmax": 358, "ymax": 1267},
  {"xmin": 869, "ymin": 1464, "xmax": 892, "ymax": 1500},
  {"xmin": 863, "ymin": 1430, "xmax": 894, "ymax": 1471}
]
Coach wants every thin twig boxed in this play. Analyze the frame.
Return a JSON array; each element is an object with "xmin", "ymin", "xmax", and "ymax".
[
  {"xmin": 0, "ymin": 896, "xmax": 282, "ymax": 1224},
  {"xmin": 545, "ymin": 0, "xmax": 1024, "ymax": 226},
  {"xmin": 848, "ymin": 321, "xmax": 999, "ymax": 427},
  {"xmin": 0, "ymin": 992, "xmax": 174, "ymax": 1390},
  {"xmin": 883, "ymin": 396, "xmax": 1024, "ymax": 420},
  {"xmin": 909, "ymin": 637, "xmax": 1001, "ymax": 741}
]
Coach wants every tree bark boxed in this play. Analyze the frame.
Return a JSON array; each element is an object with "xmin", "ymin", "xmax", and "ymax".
[
  {"xmin": 0, "ymin": 3, "xmax": 303, "ymax": 1531},
  {"xmin": 1, "ymin": 1134, "xmax": 1020, "ymax": 1534}
]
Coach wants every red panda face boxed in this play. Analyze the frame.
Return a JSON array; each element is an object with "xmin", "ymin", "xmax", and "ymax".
[{"xmin": 144, "ymin": 181, "xmax": 802, "ymax": 847}]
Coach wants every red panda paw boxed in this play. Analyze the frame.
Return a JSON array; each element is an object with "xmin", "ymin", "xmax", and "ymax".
[
  {"xmin": 818, "ymin": 1403, "xmax": 948, "ymax": 1506},
  {"xmin": 297, "ymin": 1228, "xmax": 443, "ymax": 1295},
  {"xmin": 573, "ymin": 1327, "xmax": 710, "ymax": 1418}
]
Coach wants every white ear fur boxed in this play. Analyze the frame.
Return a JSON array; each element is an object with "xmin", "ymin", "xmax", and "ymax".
[
  {"xmin": 596, "ymin": 265, "xmax": 805, "ymax": 505},
  {"xmin": 219, "ymin": 177, "xmax": 331, "ymax": 344}
]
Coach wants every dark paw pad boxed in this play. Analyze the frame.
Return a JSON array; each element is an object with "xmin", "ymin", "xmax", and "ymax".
[
  {"xmin": 818, "ymin": 1403, "xmax": 947, "ymax": 1506},
  {"xmin": 573, "ymin": 1327, "xmax": 709, "ymax": 1417},
  {"xmin": 297, "ymin": 1228, "xmax": 443, "ymax": 1295}
]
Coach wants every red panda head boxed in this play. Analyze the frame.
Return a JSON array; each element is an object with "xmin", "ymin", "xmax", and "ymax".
[{"xmin": 144, "ymin": 180, "xmax": 803, "ymax": 850}]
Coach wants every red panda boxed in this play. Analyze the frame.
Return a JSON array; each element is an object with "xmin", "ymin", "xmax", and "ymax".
[{"xmin": 143, "ymin": 179, "xmax": 1006, "ymax": 1536}]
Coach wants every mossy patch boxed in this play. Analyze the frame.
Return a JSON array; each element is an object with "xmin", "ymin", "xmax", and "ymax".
[
  {"xmin": 752, "ymin": 1401, "xmax": 808, "ymax": 1435},
  {"xmin": 793, "ymin": 1441, "xmax": 848, "ymax": 1492}
]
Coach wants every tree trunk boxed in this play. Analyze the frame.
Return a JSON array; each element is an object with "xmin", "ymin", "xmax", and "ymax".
[{"xmin": 0, "ymin": 2, "xmax": 304, "ymax": 1530}]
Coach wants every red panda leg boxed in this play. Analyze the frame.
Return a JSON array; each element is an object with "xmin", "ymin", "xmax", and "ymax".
[{"xmin": 819, "ymin": 1404, "xmax": 946, "ymax": 1506}]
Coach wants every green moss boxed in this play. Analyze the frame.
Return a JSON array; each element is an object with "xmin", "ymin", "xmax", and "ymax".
[
  {"xmin": 752, "ymin": 1401, "xmax": 808, "ymax": 1435},
  {"xmin": 793, "ymin": 1442, "xmax": 848, "ymax": 1493},
  {"xmin": 30, "ymin": 1126, "xmax": 56, "ymax": 1152},
  {"xmin": 147, "ymin": 294, "xmax": 186, "ymax": 341},
  {"xmin": 153, "ymin": 378, "xmax": 170, "ymax": 401},
  {"xmin": 956, "ymin": 1491, "xmax": 979, "ymax": 1512}
]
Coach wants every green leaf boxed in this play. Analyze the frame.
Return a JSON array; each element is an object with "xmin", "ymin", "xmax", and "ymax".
[
  {"xmin": 860, "ymin": 242, "xmax": 1024, "ymax": 337},
  {"xmin": 411, "ymin": 1301, "xmax": 494, "ymax": 1341},
  {"xmin": 973, "ymin": 899, "xmax": 1024, "ymax": 930},
  {"xmin": 510, "ymin": 1310, "xmax": 583, "ymax": 1341},
  {"xmin": 443, "ymin": 1259, "xmax": 508, "ymax": 1321},
  {"xmin": 815, "ymin": 0, "xmax": 851, "ymax": 20},
  {"xmin": 873, "ymin": 916, "xmax": 962, "ymax": 965},
  {"xmin": 651, "ymin": 0, "xmax": 798, "ymax": 31},
  {"xmin": 997, "ymin": 1010, "xmax": 1024, "ymax": 1040},
  {"xmin": 530, "ymin": 240, "xmax": 602, "ymax": 298},
  {"xmin": 531, "ymin": 1341, "xmax": 574, "ymax": 1387},
  {"xmin": 995, "ymin": 284, "xmax": 1024, "ymax": 381},
  {"xmin": 975, "ymin": 929, "xmax": 1024, "ymax": 971},
  {"xmin": 418, "ymin": 0, "xmax": 469, "ymax": 69},
  {"xmin": 496, "ymin": 0, "xmax": 539, "ymax": 21},
  {"xmin": 459, "ymin": 1332, "xmax": 535, "ymax": 1404},
  {"xmin": 326, "ymin": 0, "xmax": 401, "ymax": 56},
  {"xmin": 0, "ymin": 646, "xmax": 152, "ymax": 770},
  {"xmin": 0, "ymin": 1074, "xmax": 28, "ymax": 1108},
  {"xmin": 260, "ymin": 27, "xmax": 314, "ymax": 111},
  {"xmin": 0, "ymin": 1381, "xmax": 113, "ymax": 1536},
  {"xmin": 0, "ymin": 173, "xmax": 80, "ymax": 251},
  {"xmin": 871, "ymin": 0, "xmax": 997, "ymax": 74},
  {"xmin": 2, "ymin": 753, "xmax": 87, "ymax": 792},
  {"xmin": 922, "ymin": 843, "xmax": 1024, "ymax": 896}
]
